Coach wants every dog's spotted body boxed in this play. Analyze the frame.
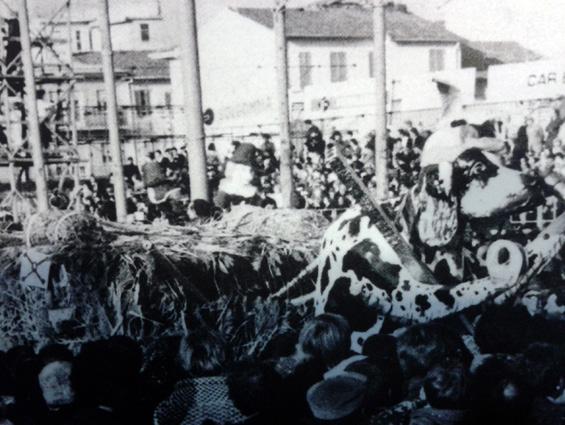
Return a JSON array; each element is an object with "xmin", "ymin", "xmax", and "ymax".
[
  {"xmin": 312, "ymin": 145, "xmax": 547, "ymax": 348},
  {"xmin": 317, "ymin": 207, "xmax": 522, "ymax": 346}
]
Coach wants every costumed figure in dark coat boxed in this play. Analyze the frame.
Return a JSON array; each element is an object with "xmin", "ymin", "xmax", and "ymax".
[{"xmin": 215, "ymin": 142, "xmax": 260, "ymax": 209}]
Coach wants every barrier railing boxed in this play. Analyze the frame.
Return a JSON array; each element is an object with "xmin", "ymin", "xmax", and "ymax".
[{"xmin": 74, "ymin": 105, "xmax": 185, "ymax": 136}]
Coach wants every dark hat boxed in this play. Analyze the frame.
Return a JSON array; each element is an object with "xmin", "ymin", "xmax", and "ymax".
[
  {"xmin": 331, "ymin": 130, "xmax": 342, "ymax": 140},
  {"xmin": 231, "ymin": 143, "xmax": 257, "ymax": 166},
  {"xmin": 307, "ymin": 373, "xmax": 367, "ymax": 421}
]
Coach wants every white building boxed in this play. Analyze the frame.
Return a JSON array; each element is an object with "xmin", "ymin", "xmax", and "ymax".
[
  {"xmin": 39, "ymin": 1, "xmax": 170, "ymax": 59},
  {"xmin": 158, "ymin": 3, "xmax": 465, "ymax": 135},
  {"xmin": 155, "ymin": 2, "xmax": 542, "ymax": 139}
]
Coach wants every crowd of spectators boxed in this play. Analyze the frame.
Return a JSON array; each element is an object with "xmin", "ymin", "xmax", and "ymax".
[
  {"xmin": 2, "ymin": 305, "xmax": 565, "ymax": 424},
  {"xmin": 65, "ymin": 118, "xmax": 427, "ymax": 224},
  {"xmin": 67, "ymin": 110, "xmax": 564, "ymax": 225}
]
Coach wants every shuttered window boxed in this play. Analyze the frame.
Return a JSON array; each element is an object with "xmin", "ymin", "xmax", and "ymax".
[
  {"xmin": 330, "ymin": 51, "xmax": 347, "ymax": 82},
  {"xmin": 429, "ymin": 49, "xmax": 445, "ymax": 72},
  {"xmin": 299, "ymin": 52, "xmax": 312, "ymax": 89},
  {"xmin": 134, "ymin": 89, "xmax": 151, "ymax": 116},
  {"xmin": 140, "ymin": 23, "xmax": 150, "ymax": 42}
]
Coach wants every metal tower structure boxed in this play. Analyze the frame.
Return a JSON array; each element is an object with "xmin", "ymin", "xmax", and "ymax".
[{"xmin": 0, "ymin": 0, "xmax": 82, "ymax": 219}]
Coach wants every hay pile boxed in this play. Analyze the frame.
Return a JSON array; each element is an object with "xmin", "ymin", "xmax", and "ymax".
[{"xmin": 0, "ymin": 206, "xmax": 329, "ymax": 352}]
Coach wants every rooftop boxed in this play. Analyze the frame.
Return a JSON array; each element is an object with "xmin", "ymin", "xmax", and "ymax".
[
  {"xmin": 73, "ymin": 50, "xmax": 170, "ymax": 79},
  {"xmin": 235, "ymin": 5, "xmax": 462, "ymax": 43},
  {"xmin": 468, "ymin": 41, "xmax": 543, "ymax": 65}
]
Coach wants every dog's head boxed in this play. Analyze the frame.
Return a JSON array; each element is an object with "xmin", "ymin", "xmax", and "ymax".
[
  {"xmin": 404, "ymin": 147, "xmax": 540, "ymax": 248},
  {"xmin": 452, "ymin": 148, "xmax": 539, "ymax": 218}
]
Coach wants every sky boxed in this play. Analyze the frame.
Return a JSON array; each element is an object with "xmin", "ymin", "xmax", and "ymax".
[{"xmin": 10, "ymin": 0, "xmax": 565, "ymax": 59}]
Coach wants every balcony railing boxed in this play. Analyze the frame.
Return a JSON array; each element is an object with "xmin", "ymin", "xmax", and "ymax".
[{"xmin": 74, "ymin": 105, "xmax": 185, "ymax": 136}]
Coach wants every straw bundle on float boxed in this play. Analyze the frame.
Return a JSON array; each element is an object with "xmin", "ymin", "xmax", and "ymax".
[{"xmin": 0, "ymin": 206, "xmax": 329, "ymax": 350}]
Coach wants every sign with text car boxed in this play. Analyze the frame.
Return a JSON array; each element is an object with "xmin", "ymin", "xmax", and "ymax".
[{"xmin": 487, "ymin": 60, "xmax": 565, "ymax": 102}]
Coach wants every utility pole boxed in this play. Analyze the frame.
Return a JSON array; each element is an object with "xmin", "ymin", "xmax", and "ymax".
[
  {"xmin": 18, "ymin": 0, "xmax": 49, "ymax": 212},
  {"xmin": 373, "ymin": 0, "xmax": 388, "ymax": 201},
  {"xmin": 98, "ymin": 0, "xmax": 127, "ymax": 222},
  {"xmin": 274, "ymin": 0, "xmax": 293, "ymax": 208},
  {"xmin": 66, "ymin": 0, "xmax": 79, "ymax": 188},
  {"xmin": 178, "ymin": 0, "xmax": 209, "ymax": 202}
]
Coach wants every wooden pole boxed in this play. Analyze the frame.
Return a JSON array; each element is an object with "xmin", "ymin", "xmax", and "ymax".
[
  {"xmin": 18, "ymin": 0, "xmax": 49, "ymax": 212},
  {"xmin": 373, "ymin": 0, "xmax": 388, "ymax": 201},
  {"xmin": 97, "ymin": 0, "xmax": 127, "ymax": 222},
  {"xmin": 66, "ymin": 0, "xmax": 80, "ymax": 188},
  {"xmin": 178, "ymin": 0, "xmax": 209, "ymax": 202},
  {"xmin": 274, "ymin": 1, "xmax": 293, "ymax": 208}
]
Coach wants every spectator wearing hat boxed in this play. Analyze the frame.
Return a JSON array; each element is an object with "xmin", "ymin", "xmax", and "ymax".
[{"xmin": 307, "ymin": 372, "xmax": 368, "ymax": 424}]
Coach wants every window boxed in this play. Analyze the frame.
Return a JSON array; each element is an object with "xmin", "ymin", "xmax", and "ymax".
[
  {"xmin": 164, "ymin": 92, "xmax": 172, "ymax": 107},
  {"xmin": 429, "ymin": 49, "xmax": 445, "ymax": 72},
  {"xmin": 330, "ymin": 52, "xmax": 347, "ymax": 82},
  {"xmin": 73, "ymin": 99, "xmax": 80, "ymax": 120},
  {"xmin": 96, "ymin": 90, "xmax": 107, "ymax": 110},
  {"xmin": 75, "ymin": 30, "xmax": 82, "ymax": 51},
  {"xmin": 140, "ymin": 23, "xmax": 150, "ymax": 42},
  {"xmin": 369, "ymin": 51, "xmax": 374, "ymax": 78},
  {"xmin": 298, "ymin": 52, "xmax": 312, "ymax": 89},
  {"xmin": 134, "ymin": 89, "xmax": 151, "ymax": 116}
]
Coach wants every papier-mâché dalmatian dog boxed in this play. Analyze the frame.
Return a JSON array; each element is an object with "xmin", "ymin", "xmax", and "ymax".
[{"xmin": 275, "ymin": 123, "xmax": 563, "ymax": 351}]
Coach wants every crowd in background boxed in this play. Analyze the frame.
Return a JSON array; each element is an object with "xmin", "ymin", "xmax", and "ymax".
[
  {"xmin": 64, "ymin": 118, "xmax": 429, "ymax": 224},
  {"xmin": 63, "ymin": 104, "xmax": 565, "ymax": 225},
  {"xmin": 2, "ymin": 305, "xmax": 565, "ymax": 424}
]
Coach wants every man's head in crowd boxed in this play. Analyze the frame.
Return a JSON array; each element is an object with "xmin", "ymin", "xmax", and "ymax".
[
  {"xmin": 297, "ymin": 314, "xmax": 351, "ymax": 369},
  {"xmin": 423, "ymin": 361, "xmax": 468, "ymax": 410},
  {"xmin": 396, "ymin": 324, "xmax": 471, "ymax": 379},
  {"xmin": 38, "ymin": 361, "xmax": 75, "ymax": 409},
  {"xmin": 331, "ymin": 131, "xmax": 343, "ymax": 144},
  {"xmin": 155, "ymin": 150, "xmax": 162, "ymax": 161},
  {"xmin": 179, "ymin": 331, "xmax": 226, "ymax": 378},
  {"xmin": 227, "ymin": 363, "xmax": 282, "ymax": 419},
  {"xmin": 37, "ymin": 344, "xmax": 75, "ymax": 410}
]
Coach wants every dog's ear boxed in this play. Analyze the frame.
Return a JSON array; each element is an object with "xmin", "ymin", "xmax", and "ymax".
[{"xmin": 411, "ymin": 163, "xmax": 460, "ymax": 247}]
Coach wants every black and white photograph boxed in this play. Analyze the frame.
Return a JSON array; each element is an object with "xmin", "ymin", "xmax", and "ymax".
[{"xmin": 1, "ymin": 0, "xmax": 565, "ymax": 423}]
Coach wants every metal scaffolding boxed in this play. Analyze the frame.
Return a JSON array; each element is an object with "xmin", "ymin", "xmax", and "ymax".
[{"xmin": 0, "ymin": 0, "xmax": 82, "ymax": 219}]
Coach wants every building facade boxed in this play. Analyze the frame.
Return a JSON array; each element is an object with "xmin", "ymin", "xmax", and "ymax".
[{"xmin": 159, "ymin": 4, "xmax": 466, "ymax": 135}]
